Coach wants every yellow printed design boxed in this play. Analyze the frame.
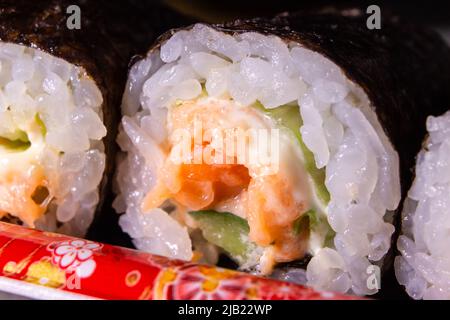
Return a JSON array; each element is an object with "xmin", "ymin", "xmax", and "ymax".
[{"xmin": 24, "ymin": 258, "xmax": 66, "ymax": 289}]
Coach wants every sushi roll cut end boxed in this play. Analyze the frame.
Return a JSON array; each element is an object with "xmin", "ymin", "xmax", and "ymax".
[
  {"xmin": 115, "ymin": 23, "xmax": 401, "ymax": 295},
  {"xmin": 0, "ymin": 42, "xmax": 106, "ymax": 236},
  {"xmin": 396, "ymin": 110, "xmax": 450, "ymax": 300}
]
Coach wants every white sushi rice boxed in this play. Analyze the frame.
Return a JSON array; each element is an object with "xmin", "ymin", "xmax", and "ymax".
[
  {"xmin": 0, "ymin": 42, "xmax": 106, "ymax": 236},
  {"xmin": 395, "ymin": 111, "xmax": 450, "ymax": 299},
  {"xmin": 115, "ymin": 24, "xmax": 400, "ymax": 295}
]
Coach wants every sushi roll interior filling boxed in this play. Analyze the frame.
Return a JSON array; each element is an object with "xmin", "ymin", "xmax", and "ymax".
[
  {"xmin": 116, "ymin": 24, "xmax": 400, "ymax": 294},
  {"xmin": 396, "ymin": 111, "xmax": 450, "ymax": 299},
  {"xmin": 0, "ymin": 42, "xmax": 106, "ymax": 236}
]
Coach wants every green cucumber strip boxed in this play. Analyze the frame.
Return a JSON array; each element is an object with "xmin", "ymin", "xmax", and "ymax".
[
  {"xmin": 253, "ymin": 101, "xmax": 330, "ymax": 204},
  {"xmin": 0, "ymin": 129, "xmax": 31, "ymax": 151},
  {"xmin": 0, "ymin": 128, "xmax": 28, "ymax": 143},
  {"xmin": 201, "ymin": 82, "xmax": 208, "ymax": 97},
  {"xmin": 189, "ymin": 210, "xmax": 258, "ymax": 265},
  {"xmin": 293, "ymin": 209, "xmax": 335, "ymax": 247},
  {"xmin": 0, "ymin": 113, "xmax": 46, "ymax": 152},
  {"xmin": 293, "ymin": 209, "xmax": 316, "ymax": 235},
  {"xmin": 35, "ymin": 113, "xmax": 47, "ymax": 137}
]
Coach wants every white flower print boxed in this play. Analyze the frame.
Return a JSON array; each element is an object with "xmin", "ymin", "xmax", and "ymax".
[{"xmin": 48, "ymin": 239, "xmax": 102, "ymax": 279}]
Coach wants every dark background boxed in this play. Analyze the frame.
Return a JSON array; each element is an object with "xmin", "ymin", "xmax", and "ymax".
[{"xmin": 164, "ymin": 0, "xmax": 450, "ymax": 43}]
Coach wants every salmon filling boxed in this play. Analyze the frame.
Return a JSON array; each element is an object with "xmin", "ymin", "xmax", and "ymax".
[
  {"xmin": 0, "ymin": 117, "xmax": 52, "ymax": 227},
  {"xmin": 0, "ymin": 165, "xmax": 50, "ymax": 226},
  {"xmin": 142, "ymin": 97, "xmax": 311, "ymax": 271}
]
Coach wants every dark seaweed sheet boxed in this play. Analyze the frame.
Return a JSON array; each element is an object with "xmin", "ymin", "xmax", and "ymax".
[
  {"xmin": 149, "ymin": 9, "xmax": 450, "ymax": 298},
  {"xmin": 0, "ymin": 0, "xmax": 189, "ymax": 245}
]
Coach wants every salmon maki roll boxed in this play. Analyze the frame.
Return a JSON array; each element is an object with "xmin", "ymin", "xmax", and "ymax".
[{"xmin": 114, "ymin": 10, "xmax": 450, "ymax": 295}]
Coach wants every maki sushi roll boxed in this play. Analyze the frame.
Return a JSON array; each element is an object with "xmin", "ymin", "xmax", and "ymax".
[
  {"xmin": 114, "ymin": 11, "xmax": 450, "ymax": 295},
  {"xmin": 0, "ymin": 1, "xmax": 110, "ymax": 236},
  {"xmin": 0, "ymin": 0, "xmax": 181, "ymax": 236},
  {"xmin": 395, "ymin": 110, "xmax": 450, "ymax": 299},
  {"xmin": 0, "ymin": 37, "xmax": 106, "ymax": 235}
]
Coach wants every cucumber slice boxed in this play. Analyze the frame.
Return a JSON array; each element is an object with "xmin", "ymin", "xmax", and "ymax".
[
  {"xmin": 253, "ymin": 101, "xmax": 330, "ymax": 205},
  {"xmin": 293, "ymin": 209, "xmax": 315, "ymax": 235},
  {"xmin": 189, "ymin": 210, "xmax": 259, "ymax": 265},
  {"xmin": 35, "ymin": 113, "xmax": 47, "ymax": 137},
  {"xmin": 0, "ymin": 129, "xmax": 30, "ymax": 151},
  {"xmin": 293, "ymin": 209, "xmax": 335, "ymax": 248},
  {"xmin": 0, "ymin": 113, "xmax": 46, "ymax": 152}
]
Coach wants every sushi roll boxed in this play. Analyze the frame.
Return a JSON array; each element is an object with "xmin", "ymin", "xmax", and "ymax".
[
  {"xmin": 0, "ymin": 0, "xmax": 180, "ymax": 237},
  {"xmin": 114, "ymin": 10, "xmax": 450, "ymax": 295},
  {"xmin": 395, "ymin": 110, "xmax": 450, "ymax": 299}
]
